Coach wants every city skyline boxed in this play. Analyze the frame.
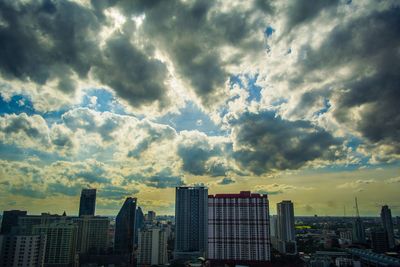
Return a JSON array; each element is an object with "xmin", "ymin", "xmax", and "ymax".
[{"xmin": 0, "ymin": 0, "xmax": 399, "ymax": 217}]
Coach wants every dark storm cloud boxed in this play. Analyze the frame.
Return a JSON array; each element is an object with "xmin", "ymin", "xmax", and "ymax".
[
  {"xmin": 286, "ymin": 0, "xmax": 339, "ymax": 30},
  {"xmin": 92, "ymin": 34, "xmax": 169, "ymax": 108},
  {"xmin": 0, "ymin": 0, "xmax": 98, "ymax": 90},
  {"xmin": 126, "ymin": 168, "xmax": 184, "ymax": 189},
  {"xmin": 107, "ymin": 0, "xmax": 267, "ymax": 105},
  {"xmin": 230, "ymin": 111, "xmax": 341, "ymax": 174},
  {"xmin": 218, "ymin": 177, "xmax": 235, "ymax": 185},
  {"xmin": 177, "ymin": 137, "xmax": 222, "ymax": 176},
  {"xmin": 0, "ymin": 0, "xmax": 170, "ymax": 108},
  {"xmin": 298, "ymin": 7, "xmax": 400, "ymax": 154}
]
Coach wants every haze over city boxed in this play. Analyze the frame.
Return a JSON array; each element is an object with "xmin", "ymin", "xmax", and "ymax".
[{"xmin": 0, "ymin": 0, "xmax": 399, "ymax": 217}]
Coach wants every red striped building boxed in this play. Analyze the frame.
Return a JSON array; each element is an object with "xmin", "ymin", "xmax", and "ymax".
[{"xmin": 208, "ymin": 191, "xmax": 271, "ymax": 266}]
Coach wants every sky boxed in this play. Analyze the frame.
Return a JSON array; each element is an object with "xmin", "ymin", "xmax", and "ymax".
[{"xmin": 0, "ymin": 0, "xmax": 399, "ymax": 217}]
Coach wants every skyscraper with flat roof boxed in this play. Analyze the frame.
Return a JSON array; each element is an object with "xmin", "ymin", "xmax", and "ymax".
[
  {"xmin": 79, "ymin": 188, "xmax": 96, "ymax": 216},
  {"xmin": 276, "ymin": 200, "xmax": 297, "ymax": 255},
  {"xmin": 381, "ymin": 205, "xmax": 395, "ymax": 249},
  {"xmin": 174, "ymin": 186, "xmax": 208, "ymax": 259},
  {"xmin": 208, "ymin": 191, "xmax": 271, "ymax": 265},
  {"xmin": 114, "ymin": 197, "xmax": 137, "ymax": 254}
]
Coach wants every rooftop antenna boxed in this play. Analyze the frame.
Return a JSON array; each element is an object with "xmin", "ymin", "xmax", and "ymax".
[{"xmin": 355, "ymin": 197, "xmax": 360, "ymax": 218}]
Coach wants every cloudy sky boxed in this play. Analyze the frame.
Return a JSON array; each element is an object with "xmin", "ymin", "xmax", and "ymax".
[{"xmin": 0, "ymin": 0, "xmax": 399, "ymax": 216}]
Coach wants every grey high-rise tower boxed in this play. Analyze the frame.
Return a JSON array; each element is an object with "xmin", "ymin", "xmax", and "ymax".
[
  {"xmin": 381, "ymin": 205, "xmax": 395, "ymax": 249},
  {"xmin": 114, "ymin": 197, "xmax": 137, "ymax": 254},
  {"xmin": 276, "ymin": 200, "xmax": 297, "ymax": 255},
  {"xmin": 174, "ymin": 186, "xmax": 208, "ymax": 259},
  {"xmin": 79, "ymin": 188, "xmax": 96, "ymax": 216}
]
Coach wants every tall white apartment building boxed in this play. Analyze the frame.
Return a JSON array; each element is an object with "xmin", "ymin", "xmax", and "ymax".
[{"xmin": 208, "ymin": 191, "xmax": 271, "ymax": 265}]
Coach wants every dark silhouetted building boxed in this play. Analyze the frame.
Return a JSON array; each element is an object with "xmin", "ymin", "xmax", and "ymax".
[
  {"xmin": 380, "ymin": 205, "xmax": 395, "ymax": 249},
  {"xmin": 371, "ymin": 228, "xmax": 389, "ymax": 253},
  {"xmin": 276, "ymin": 200, "xmax": 297, "ymax": 255},
  {"xmin": 208, "ymin": 191, "xmax": 271, "ymax": 265},
  {"xmin": 0, "ymin": 210, "xmax": 27, "ymax": 234},
  {"xmin": 352, "ymin": 218, "xmax": 365, "ymax": 244},
  {"xmin": 174, "ymin": 186, "xmax": 208, "ymax": 259},
  {"xmin": 79, "ymin": 188, "xmax": 96, "ymax": 216},
  {"xmin": 147, "ymin": 211, "xmax": 156, "ymax": 222},
  {"xmin": 114, "ymin": 197, "xmax": 137, "ymax": 254}
]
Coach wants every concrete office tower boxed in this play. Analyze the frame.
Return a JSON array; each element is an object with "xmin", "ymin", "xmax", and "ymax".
[
  {"xmin": 138, "ymin": 228, "xmax": 168, "ymax": 266},
  {"xmin": 0, "ymin": 234, "xmax": 46, "ymax": 267},
  {"xmin": 174, "ymin": 186, "xmax": 208, "ymax": 259},
  {"xmin": 33, "ymin": 220, "xmax": 78, "ymax": 267},
  {"xmin": 208, "ymin": 191, "xmax": 271, "ymax": 264},
  {"xmin": 72, "ymin": 216, "xmax": 109, "ymax": 254},
  {"xmin": 147, "ymin": 211, "xmax": 156, "ymax": 222},
  {"xmin": 79, "ymin": 188, "xmax": 96, "ymax": 216},
  {"xmin": 0, "ymin": 210, "xmax": 27, "ymax": 234},
  {"xmin": 114, "ymin": 197, "xmax": 137, "ymax": 254},
  {"xmin": 381, "ymin": 205, "xmax": 395, "ymax": 249},
  {"xmin": 276, "ymin": 200, "xmax": 297, "ymax": 255}
]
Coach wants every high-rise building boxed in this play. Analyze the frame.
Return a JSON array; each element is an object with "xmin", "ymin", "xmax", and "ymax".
[
  {"xmin": 371, "ymin": 228, "xmax": 389, "ymax": 253},
  {"xmin": 33, "ymin": 220, "xmax": 78, "ymax": 266},
  {"xmin": 380, "ymin": 205, "xmax": 395, "ymax": 249},
  {"xmin": 114, "ymin": 197, "xmax": 137, "ymax": 254},
  {"xmin": 137, "ymin": 228, "xmax": 168, "ymax": 266},
  {"xmin": 208, "ymin": 191, "xmax": 271, "ymax": 264},
  {"xmin": 174, "ymin": 186, "xmax": 208, "ymax": 259},
  {"xmin": 147, "ymin": 211, "xmax": 156, "ymax": 222},
  {"xmin": 135, "ymin": 207, "xmax": 145, "ymax": 245},
  {"xmin": 276, "ymin": 200, "xmax": 297, "ymax": 255},
  {"xmin": 352, "ymin": 198, "xmax": 365, "ymax": 244},
  {"xmin": 79, "ymin": 188, "xmax": 96, "ymax": 217},
  {"xmin": 0, "ymin": 234, "xmax": 46, "ymax": 267},
  {"xmin": 72, "ymin": 216, "xmax": 109, "ymax": 255},
  {"xmin": 0, "ymin": 210, "xmax": 27, "ymax": 234}
]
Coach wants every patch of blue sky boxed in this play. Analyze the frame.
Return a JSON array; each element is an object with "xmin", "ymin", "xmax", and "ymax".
[
  {"xmin": 264, "ymin": 26, "xmax": 275, "ymax": 37},
  {"xmin": 246, "ymin": 74, "xmax": 262, "ymax": 102},
  {"xmin": 229, "ymin": 75, "xmax": 244, "ymax": 89},
  {"xmin": 81, "ymin": 88, "xmax": 127, "ymax": 115},
  {"xmin": 314, "ymin": 98, "xmax": 331, "ymax": 116},
  {"xmin": 229, "ymin": 74, "xmax": 262, "ymax": 102},
  {"xmin": 156, "ymin": 101, "xmax": 226, "ymax": 136},
  {"xmin": 0, "ymin": 94, "xmax": 35, "ymax": 115}
]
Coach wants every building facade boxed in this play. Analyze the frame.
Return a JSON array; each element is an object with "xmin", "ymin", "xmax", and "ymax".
[
  {"xmin": 380, "ymin": 205, "xmax": 395, "ymax": 249},
  {"xmin": 72, "ymin": 216, "xmax": 109, "ymax": 255},
  {"xmin": 114, "ymin": 197, "xmax": 137, "ymax": 254},
  {"xmin": 0, "ymin": 234, "xmax": 46, "ymax": 267},
  {"xmin": 137, "ymin": 228, "xmax": 168, "ymax": 266},
  {"xmin": 208, "ymin": 191, "xmax": 271, "ymax": 264},
  {"xmin": 174, "ymin": 186, "xmax": 208, "ymax": 259},
  {"xmin": 276, "ymin": 200, "xmax": 297, "ymax": 255},
  {"xmin": 33, "ymin": 220, "xmax": 78, "ymax": 267},
  {"xmin": 79, "ymin": 189, "xmax": 96, "ymax": 217}
]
